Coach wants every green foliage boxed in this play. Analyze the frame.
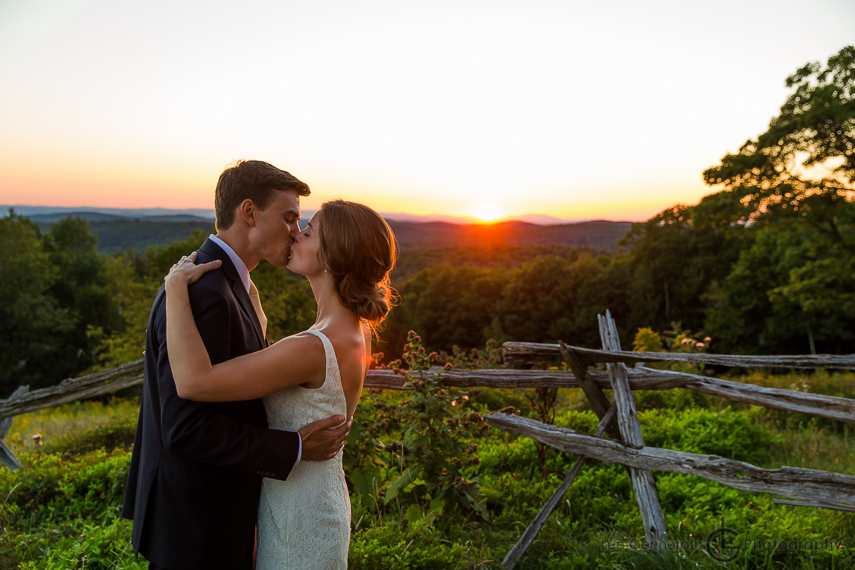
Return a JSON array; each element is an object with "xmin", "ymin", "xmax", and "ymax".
[
  {"xmin": 0, "ymin": 212, "xmax": 73, "ymax": 394},
  {"xmin": 349, "ymin": 518, "xmax": 469, "ymax": 569},
  {"xmin": 39, "ymin": 416, "xmax": 137, "ymax": 457},
  {"xmin": 43, "ymin": 217, "xmax": 123, "ymax": 373},
  {"xmin": 393, "ymin": 244, "xmax": 589, "ymax": 282},
  {"xmin": 0, "ymin": 449, "xmax": 138, "ymax": 570},
  {"xmin": 439, "ymin": 338, "xmax": 504, "ymax": 370},
  {"xmin": 383, "ymin": 264, "xmax": 512, "ymax": 357},
  {"xmin": 632, "ymin": 322, "xmax": 712, "ymax": 376},
  {"xmin": 0, "ymin": 213, "xmax": 125, "ymax": 396},
  {"xmin": 383, "ymin": 251, "xmax": 630, "ymax": 362},
  {"xmin": 4, "ymin": 398, "xmax": 141, "ymax": 458},
  {"xmin": 633, "ymin": 327, "xmax": 664, "ymax": 352},
  {"xmin": 0, "ymin": 449, "xmax": 130, "ymax": 530},
  {"xmin": 639, "ymin": 407, "xmax": 779, "ymax": 465},
  {"xmin": 13, "ymin": 518, "xmax": 145, "ymax": 570},
  {"xmin": 703, "ymin": 221, "xmax": 853, "ymax": 355},
  {"xmin": 702, "ymin": 46, "xmax": 854, "ymax": 221},
  {"xmin": 381, "ymin": 333, "xmax": 488, "ymax": 517},
  {"xmin": 698, "ymin": 45, "xmax": 855, "ymax": 355},
  {"xmin": 346, "ymin": 332, "xmax": 491, "ymax": 521}
]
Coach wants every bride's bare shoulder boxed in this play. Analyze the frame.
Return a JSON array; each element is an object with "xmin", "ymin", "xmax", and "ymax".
[
  {"xmin": 319, "ymin": 327, "xmax": 364, "ymax": 356},
  {"xmin": 321, "ymin": 326, "xmax": 367, "ymax": 373}
]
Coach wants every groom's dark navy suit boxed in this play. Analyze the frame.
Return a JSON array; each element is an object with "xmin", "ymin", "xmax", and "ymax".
[{"xmin": 122, "ymin": 238, "xmax": 300, "ymax": 570}]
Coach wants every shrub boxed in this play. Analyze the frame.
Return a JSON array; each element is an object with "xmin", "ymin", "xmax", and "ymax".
[
  {"xmin": 0, "ymin": 450, "xmax": 131, "ymax": 530},
  {"xmin": 347, "ymin": 331, "xmax": 491, "ymax": 521},
  {"xmin": 639, "ymin": 406, "xmax": 779, "ymax": 465}
]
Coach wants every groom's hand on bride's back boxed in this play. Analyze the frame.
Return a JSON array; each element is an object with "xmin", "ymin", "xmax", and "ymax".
[{"xmin": 298, "ymin": 415, "xmax": 352, "ymax": 461}]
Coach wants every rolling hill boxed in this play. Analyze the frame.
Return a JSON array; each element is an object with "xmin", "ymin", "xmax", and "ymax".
[{"xmin": 4, "ymin": 206, "xmax": 632, "ymax": 254}]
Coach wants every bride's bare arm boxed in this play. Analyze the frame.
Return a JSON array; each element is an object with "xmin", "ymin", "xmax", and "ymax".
[{"xmin": 164, "ymin": 253, "xmax": 325, "ymax": 403}]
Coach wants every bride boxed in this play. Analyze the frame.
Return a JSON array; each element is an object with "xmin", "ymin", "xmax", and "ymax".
[{"xmin": 164, "ymin": 199, "xmax": 397, "ymax": 569}]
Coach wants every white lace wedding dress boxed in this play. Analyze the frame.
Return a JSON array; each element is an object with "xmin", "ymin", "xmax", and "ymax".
[{"xmin": 256, "ymin": 329, "xmax": 351, "ymax": 569}]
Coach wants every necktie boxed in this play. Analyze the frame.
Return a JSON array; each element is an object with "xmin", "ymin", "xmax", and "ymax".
[{"xmin": 248, "ymin": 279, "xmax": 268, "ymax": 340}]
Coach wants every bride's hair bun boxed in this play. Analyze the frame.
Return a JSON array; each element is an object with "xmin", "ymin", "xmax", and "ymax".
[{"xmin": 318, "ymin": 200, "xmax": 398, "ymax": 330}]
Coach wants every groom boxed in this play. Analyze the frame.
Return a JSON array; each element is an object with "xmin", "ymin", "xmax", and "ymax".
[{"xmin": 122, "ymin": 160, "xmax": 351, "ymax": 570}]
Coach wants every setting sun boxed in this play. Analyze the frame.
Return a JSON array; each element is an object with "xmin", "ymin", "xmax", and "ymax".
[{"xmin": 472, "ymin": 203, "xmax": 504, "ymax": 222}]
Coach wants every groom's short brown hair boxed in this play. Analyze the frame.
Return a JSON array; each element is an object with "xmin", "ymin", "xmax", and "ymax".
[{"xmin": 215, "ymin": 160, "xmax": 310, "ymax": 230}]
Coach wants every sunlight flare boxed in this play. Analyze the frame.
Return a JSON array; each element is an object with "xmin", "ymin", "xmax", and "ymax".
[{"xmin": 472, "ymin": 203, "xmax": 504, "ymax": 222}]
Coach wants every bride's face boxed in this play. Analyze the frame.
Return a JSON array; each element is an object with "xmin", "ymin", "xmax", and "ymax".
[{"xmin": 287, "ymin": 212, "xmax": 324, "ymax": 276}]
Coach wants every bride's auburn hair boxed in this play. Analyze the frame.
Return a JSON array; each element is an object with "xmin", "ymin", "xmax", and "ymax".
[{"xmin": 318, "ymin": 200, "xmax": 398, "ymax": 330}]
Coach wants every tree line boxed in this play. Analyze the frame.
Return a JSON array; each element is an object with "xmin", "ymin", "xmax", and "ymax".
[{"xmin": 1, "ymin": 46, "xmax": 852, "ymax": 397}]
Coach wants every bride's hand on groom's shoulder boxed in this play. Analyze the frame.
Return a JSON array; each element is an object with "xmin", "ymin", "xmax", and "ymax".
[
  {"xmin": 164, "ymin": 251, "xmax": 222, "ymax": 289},
  {"xmin": 299, "ymin": 415, "xmax": 352, "ymax": 461}
]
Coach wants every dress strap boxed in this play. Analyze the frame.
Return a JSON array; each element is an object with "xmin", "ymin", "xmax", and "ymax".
[
  {"xmin": 302, "ymin": 330, "xmax": 341, "ymax": 385},
  {"xmin": 303, "ymin": 329, "xmax": 335, "ymax": 352}
]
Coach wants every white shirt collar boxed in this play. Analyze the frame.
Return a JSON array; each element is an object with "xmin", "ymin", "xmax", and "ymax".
[{"xmin": 209, "ymin": 234, "xmax": 250, "ymax": 293}]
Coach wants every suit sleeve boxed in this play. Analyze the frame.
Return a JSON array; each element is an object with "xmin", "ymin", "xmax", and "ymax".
[{"xmin": 155, "ymin": 283, "xmax": 299, "ymax": 481}]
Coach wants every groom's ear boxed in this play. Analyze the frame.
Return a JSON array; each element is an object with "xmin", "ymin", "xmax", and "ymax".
[{"xmin": 238, "ymin": 199, "xmax": 258, "ymax": 227}]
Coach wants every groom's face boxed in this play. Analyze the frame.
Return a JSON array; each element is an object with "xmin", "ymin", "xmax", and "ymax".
[{"xmin": 250, "ymin": 189, "xmax": 302, "ymax": 267}]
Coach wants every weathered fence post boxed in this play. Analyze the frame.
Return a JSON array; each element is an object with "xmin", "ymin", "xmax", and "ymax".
[
  {"xmin": 599, "ymin": 310, "xmax": 667, "ymax": 551},
  {"xmin": 0, "ymin": 386, "xmax": 29, "ymax": 470},
  {"xmin": 559, "ymin": 342, "xmax": 622, "ymax": 441}
]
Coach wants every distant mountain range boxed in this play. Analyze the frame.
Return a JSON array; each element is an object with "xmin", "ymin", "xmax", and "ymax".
[
  {"xmin": 1, "ymin": 206, "xmax": 588, "ymax": 226},
  {"xmin": 387, "ymin": 220, "xmax": 632, "ymax": 250},
  {"xmin": 2, "ymin": 206, "xmax": 633, "ymax": 253},
  {"xmin": 2, "ymin": 206, "xmax": 218, "ymax": 221},
  {"xmin": 377, "ymin": 212, "xmax": 576, "ymax": 225}
]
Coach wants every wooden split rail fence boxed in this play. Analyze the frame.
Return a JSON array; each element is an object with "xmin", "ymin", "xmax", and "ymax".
[{"xmin": 1, "ymin": 311, "xmax": 854, "ymax": 567}]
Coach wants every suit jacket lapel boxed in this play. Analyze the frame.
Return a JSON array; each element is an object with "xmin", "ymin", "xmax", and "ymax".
[{"xmin": 199, "ymin": 239, "xmax": 266, "ymax": 348}]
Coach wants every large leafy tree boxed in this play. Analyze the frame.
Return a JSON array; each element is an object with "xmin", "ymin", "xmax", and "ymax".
[
  {"xmin": 388, "ymin": 264, "xmax": 510, "ymax": 354},
  {"xmin": 617, "ymin": 204, "xmax": 743, "ymax": 339},
  {"xmin": 702, "ymin": 46, "xmax": 855, "ymax": 354},
  {"xmin": 43, "ymin": 217, "xmax": 124, "ymax": 370},
  {"xmin": 0, "ymin": 214, "xmax": 75, "ymax": 394},
  {"xmin": 703, "ymin": 45, "xmax": 854, "ymax": 227}
]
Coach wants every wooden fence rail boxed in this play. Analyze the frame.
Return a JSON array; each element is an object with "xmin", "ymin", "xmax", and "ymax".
[
  {"xmin": 0, "ymin": 360, "xmax": 144, "ymax": 420},
  {"xmin": 502, "ymin": 342, "xmax": 855, "ymax": 369},
  {"xmin": 486, "ymin": 413, "xmax": 855, "ymax": 507},
  {"xmin": 4, "ymin": 364, "xmax": 855, "ymax": 426}
]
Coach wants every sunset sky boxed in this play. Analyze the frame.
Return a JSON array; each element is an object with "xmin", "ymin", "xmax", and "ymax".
[{"xmin": 1, "ymin": 0, "xmax": 853, "ymax": 222}]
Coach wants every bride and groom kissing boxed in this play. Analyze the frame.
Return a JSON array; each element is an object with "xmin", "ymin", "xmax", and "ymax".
[{"xmin": 121, "ymin": 160, "xmax": 398, "ymax": 569}]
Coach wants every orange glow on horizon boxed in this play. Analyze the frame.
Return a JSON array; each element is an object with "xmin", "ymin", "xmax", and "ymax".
[{"xmin": 0, "ymin": 154, "xmax": 714, "ymax": 223}]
